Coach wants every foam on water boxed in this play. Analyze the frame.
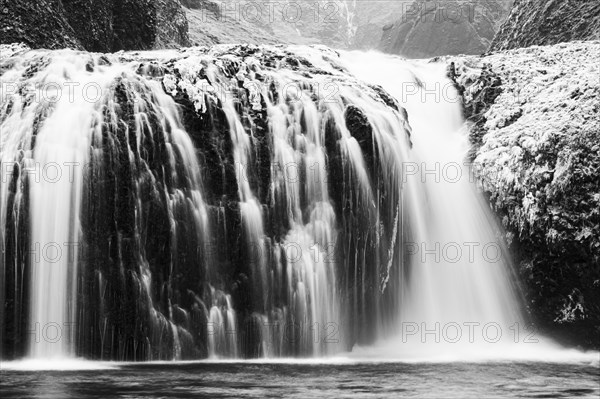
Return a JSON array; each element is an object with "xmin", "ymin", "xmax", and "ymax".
[
  {"xmin": 2, "ymin": 349, "xmax": 597, "ymax": 371},
  {"xmin": 1, "ymin": 359, "xmax": 118, "ymax": 371},
  {"xmin": 350, "ymin": 339, "xmax": 600, "ymax": 365}
]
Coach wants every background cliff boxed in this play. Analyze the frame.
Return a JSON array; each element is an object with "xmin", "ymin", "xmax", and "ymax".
[
  {"xmin": 0, "ymin": 0, "xmax": 189, "ymax": 51},
  {"xmin": 380, "ymin": 0, "xmax": 513, "ymax": 57},
  {"xmin": 449, "ymin": 41, "xmax": 600, "ymax": 349},
  {"xmin": 0, "ymin": 0, "xmax": 518, "ymax": 57},
  {"xmin": 180, "ymin": 0, "xmax": 515, "ymax": 57},
  {"xmin": 183, "ymin": 0, "xmax": 357, "ymax": 48},
  {"xmin": 491, "ymin": 0, "xmax": 600, "ymax": 50}
]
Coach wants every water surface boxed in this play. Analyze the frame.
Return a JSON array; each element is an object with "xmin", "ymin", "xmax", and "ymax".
[{"xmin": 1, "ymin": 361, "xmax": 598, "ymax": 398}]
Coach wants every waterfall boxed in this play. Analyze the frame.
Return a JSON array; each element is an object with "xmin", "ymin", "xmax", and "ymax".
[
  {"xmin": 26, "ymin": 56, "xmax": 92, "ymax": 359},
  {"xmin": 1, "ymin": 50, "xmax": 212, "ymax": 360},
  {"xmin": 341, "ymin": 51, "xmax": 525, "ymax": 357},
  {"xmin": 1, "ymin": 44, "xmax": 527, "ymax": 362}
]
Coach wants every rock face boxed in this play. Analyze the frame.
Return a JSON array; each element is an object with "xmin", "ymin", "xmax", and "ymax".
[
  {"xmin": 0, "ymin": 0, "xmax": 189, "ymax": 51},
  {"xmin": 449, "ymin": 41, "xmax": 600, "ymax": 349},
  {"xmin": 348, "ymin": 1, "xmax": 408, "ymax": 50},
  {"xmin": 491, "ymin": 0, "xmax": 600, "ymax": 51},
  {"xmin": 184, "ymin": 0, "xmax": 288, "ymax": 47},
  {"xmin": 0, "ymin": 0, "xmax": 82, "ymax": 50},
  {"xmin": 59, "ymin": 0, "xmax": 113, "ymax": 52},
  {"xmin": 380, "ymin": 0, "xmax": 513, "ymax": 57},
  {"xmin": 184, "ymin": 0, "xmax": 345, "ymax": 48},
  {"xmin": 154, "ymin": 0, "xmax": 190, "ymax": 49}
]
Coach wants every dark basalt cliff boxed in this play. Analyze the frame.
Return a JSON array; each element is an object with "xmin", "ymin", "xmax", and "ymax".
[
  {"xmin": 449, "ymin": 41, "xmax": 600, "ymax": 349},
  {"xmin": 380, "ymin": 0, "xmax": 513, "ymax": 58},
  {"xmin": 490, "ymin": 0, "xmax": 600, "ymax": 50},
  {"xmin": 0, "ymin": 0, "xmax": 189, "ymax": 51}
]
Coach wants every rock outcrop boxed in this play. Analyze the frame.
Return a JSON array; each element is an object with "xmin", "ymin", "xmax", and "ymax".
[
  {"xmin": 490, "ymin": 0, "xmax": 600, "ymax": 51},
  {"xmin": 449, "ymin": 41, "xmax": 600, "ymax": 349},
  {"xmin": 0, "ymin": 0, "xmax": 190, "ymax": 51}
]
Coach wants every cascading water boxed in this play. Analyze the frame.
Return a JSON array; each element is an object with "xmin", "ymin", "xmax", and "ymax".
[
  {"xmin": 0, "ymin": 43, "xmax": 542, "ymax": 363},
  {"xmin": 342, "ymin": 51, "xmax": 530, "ymax": 358},
  {"xmin": 1, "ymin": 50, "xmax": 213, "ymax": 360}
]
